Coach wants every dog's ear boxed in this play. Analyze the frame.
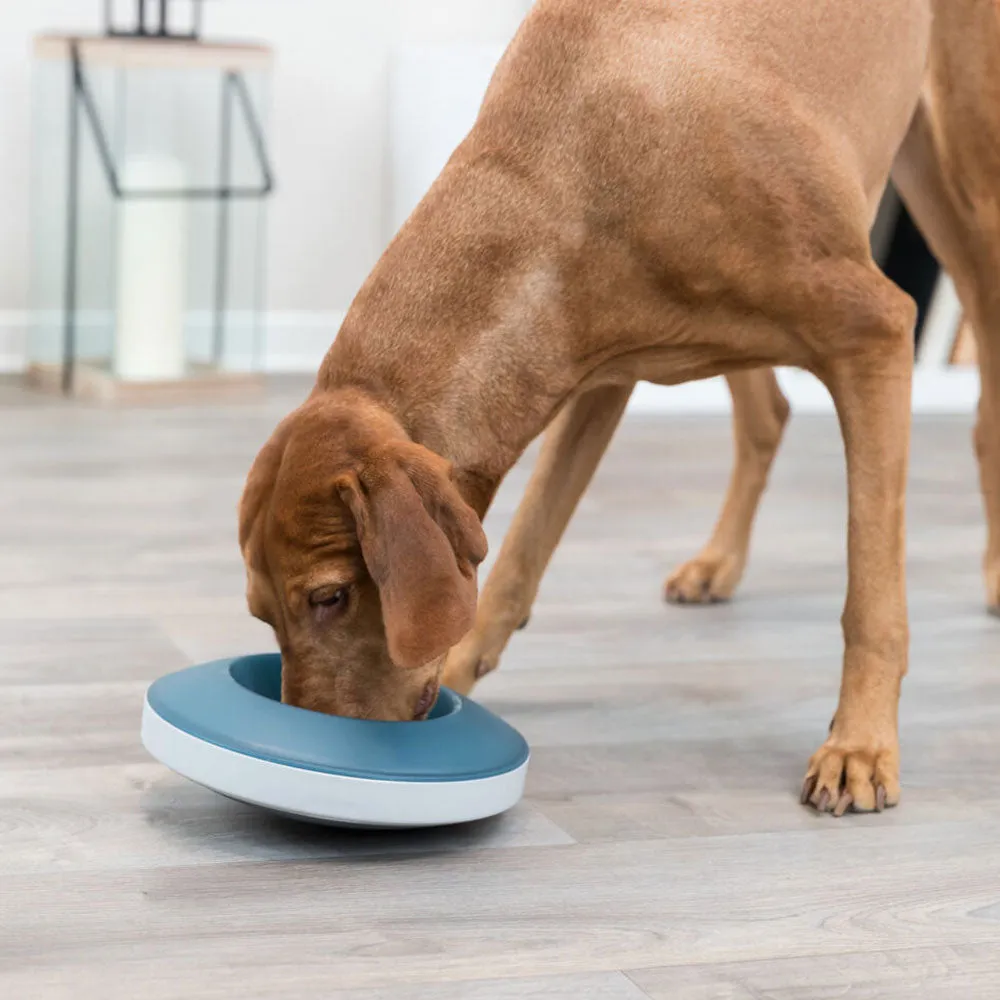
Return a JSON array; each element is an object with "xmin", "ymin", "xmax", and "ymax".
[
  {"xmin": 335, "ymin": 442, "xmax": 487, "ymax": 668},
  {"xmin": 239, "ymin": 417, "xmax": 293, "ymax": 552}
]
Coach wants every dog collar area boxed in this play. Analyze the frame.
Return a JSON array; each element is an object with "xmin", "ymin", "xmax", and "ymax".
[{"xmin": 141, "ymin": 654, "xmax": 530, "ymax": 827}]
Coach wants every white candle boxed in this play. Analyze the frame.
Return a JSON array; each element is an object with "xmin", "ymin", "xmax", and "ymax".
[{"xmin": 114, "ymin": 154, "xmax": 188, "ymax": 381}]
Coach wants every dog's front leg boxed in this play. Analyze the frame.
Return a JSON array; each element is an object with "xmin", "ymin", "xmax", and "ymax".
[
  {"xmin": 443, "ymin": 383, "xmax": 633, "ymax": 695},
  {"xmin": 801, "ymin": 272, "xmax": 915, "ymax": 815}
]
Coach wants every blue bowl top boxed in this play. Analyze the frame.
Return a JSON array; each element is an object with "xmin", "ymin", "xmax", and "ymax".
[{"xmin": 146, "ymin": 654, "xmax": 529, "ymax": 783}]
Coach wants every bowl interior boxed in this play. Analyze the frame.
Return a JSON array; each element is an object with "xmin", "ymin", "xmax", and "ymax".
[{"xmin": 228, "ymin": 653, "xmax": 460, "ymax": 721}]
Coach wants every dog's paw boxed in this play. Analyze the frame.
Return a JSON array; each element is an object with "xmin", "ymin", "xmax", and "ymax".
[
  {"xmin": 987, "ymin": 559, "xmax": 1000, "ymax": 617},
  {"xmin": 664, "ymin": 551, "xmax": 744, "ymax": 605},
  {"xmin": 443, "ymin": 602, "xmax": 532, "ymax": 695},
  {"xmin": 801, "ymin": 737, "xmax": 900, "ymax": 816},
  {"xmin": 442, "ymin": 630, "xmax": 504, "ymax": 696}
]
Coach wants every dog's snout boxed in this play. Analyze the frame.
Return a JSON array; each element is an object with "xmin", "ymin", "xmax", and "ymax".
[{"xmin": 414, "ymin": 681, "xmax": 439, "ymax": 720}]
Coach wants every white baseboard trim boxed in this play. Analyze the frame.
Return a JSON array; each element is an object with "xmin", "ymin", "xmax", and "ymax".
[
  {"xmin": 257, "ymin": 311, "xmax": 345, "ymax": 373},
  {"xmin": 0, "ymin": 310, "xmax": 346, "ymax": 377},
  {"xmin": 0, "ymin": 311, "xmax": 29, "ymax": 374},
  {"xmin": 628, "ymin": 366, "xmax": 980, "ymax": 416},
  {"xmin": 0, "ymin": 310, "xmax": 980, "ymax": 414}
]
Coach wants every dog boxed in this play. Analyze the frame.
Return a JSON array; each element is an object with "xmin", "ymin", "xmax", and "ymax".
[{"xmin": 240, "ymin": 0, "xmax": 998, "ymax": 815}]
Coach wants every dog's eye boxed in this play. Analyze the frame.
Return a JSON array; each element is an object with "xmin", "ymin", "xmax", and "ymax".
[{"xmin": 309, "ymin": 587, "xmax": 348, "ymax": 611}]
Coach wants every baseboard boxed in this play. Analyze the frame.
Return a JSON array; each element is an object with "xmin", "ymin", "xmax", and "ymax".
[
  {"xmin": 628, "ymin": 367, "xmax": 980, "ymax": 416},
  {"xmin": 0, "ymin": 310, "xmax": 346, "ymax": 377},
  {"xmin": 256, "ymin": 312, "xmax": 345, "ymax": 373},
  {"xmin": 0, "ymin": 311, "xmax": 29, "ymax": 374},
  {"xmin": 0, "ymin": 310, "xmax": 979, "ymax": 414}
]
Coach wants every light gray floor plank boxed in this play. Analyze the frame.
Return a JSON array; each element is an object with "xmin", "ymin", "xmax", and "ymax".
[
  {"xmin": 324, "ymin": 971, "xmax": 648, "ymax": 1000},
  {"xmin": 627, "ymin": 944, "xmax": 1000, "ymax": 999},
  {"xmin": 0, "ymin": 969, "xmax": 651, "ymax": 1000}
]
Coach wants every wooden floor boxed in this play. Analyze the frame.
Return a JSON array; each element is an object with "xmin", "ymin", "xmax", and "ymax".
[{"xmin": 2, "ymin": 377, "xmax": 999, "ymax": 998}]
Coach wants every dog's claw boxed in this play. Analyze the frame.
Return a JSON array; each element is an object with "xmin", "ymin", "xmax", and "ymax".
[
  {"xmin": 800, "ymin": 775, "xmax": 817, "ymax": 805},
  {"xmin": 517, "ymin": 615, "xmax": 531, "ymax": 631},
  {"xmin": 803, "ymin": 742, "xmax": 900, "ymax": 816},
  {"xmin": 833, "ymin": 791, "xmax": 853, "ymax": 817}
]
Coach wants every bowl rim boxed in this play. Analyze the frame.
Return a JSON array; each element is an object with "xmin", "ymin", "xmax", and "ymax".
[{"xmin": 144, "ymin": 654, "xmax": 530, "ymax": 782}]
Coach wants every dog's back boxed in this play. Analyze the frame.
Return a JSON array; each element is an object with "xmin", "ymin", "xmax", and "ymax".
[{"xmin": 475, "ymin": 0, "xmax": 931, "ymax": 216}]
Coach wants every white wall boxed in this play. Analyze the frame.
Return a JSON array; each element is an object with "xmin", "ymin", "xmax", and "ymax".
[
  {"xmin": 0, "ymin": 2, "xmax": 975, "ymax": 414},
  {"xmin": 0, "ymin": 0, "xmax": 531, "ymax": 325}
]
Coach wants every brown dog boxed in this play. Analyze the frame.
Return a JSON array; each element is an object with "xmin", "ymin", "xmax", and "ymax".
[{"xmin": 240, "ymin": 0, "xmax": 988, "ymax": 814}]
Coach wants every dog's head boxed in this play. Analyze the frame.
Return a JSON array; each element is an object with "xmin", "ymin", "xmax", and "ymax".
[{"xmin": 238, "ymin": 391, "xmax": 487, "ymax": 720}]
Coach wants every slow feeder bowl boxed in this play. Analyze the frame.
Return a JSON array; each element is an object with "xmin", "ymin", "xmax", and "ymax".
[{"xmin": 141, "ymin": 654, "xmax": 529, "ymax": 828}]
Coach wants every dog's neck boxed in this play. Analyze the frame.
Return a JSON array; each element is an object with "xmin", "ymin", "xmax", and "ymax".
[{"xmin": 317, "ymin": 157, "xmax": 580, "ymax": 513}]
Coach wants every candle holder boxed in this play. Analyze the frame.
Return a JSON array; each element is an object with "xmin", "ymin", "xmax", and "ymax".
[{"xmin": 28, "ymin": 21, "xmax": 274, "ymax": 402}]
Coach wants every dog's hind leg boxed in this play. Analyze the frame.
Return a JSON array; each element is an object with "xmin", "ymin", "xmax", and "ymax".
[
  {"xmin": 442, "ymin": 383, "xmax": 633, "ymax": 695},
  {"xmin": 664, "ymin": 368, "xmax": 789, "ymax": 604},
  {"xmin": 975, "ymin": 306, "xmax": 1000, "ymax": 615},
  {"xmin": 892, "ymin": 84, "xmax": 1000, "ymax": 615}
]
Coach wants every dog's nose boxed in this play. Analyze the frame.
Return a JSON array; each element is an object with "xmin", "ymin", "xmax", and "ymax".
[{"xmin": 414, "ymin": 681, "xmax": 439, "ymax": 720}]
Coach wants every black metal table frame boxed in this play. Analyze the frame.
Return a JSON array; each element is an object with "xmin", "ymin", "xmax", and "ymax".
[{"xmin": 61, "ymin": 38, "xmax": 274, "ymax": 392}]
